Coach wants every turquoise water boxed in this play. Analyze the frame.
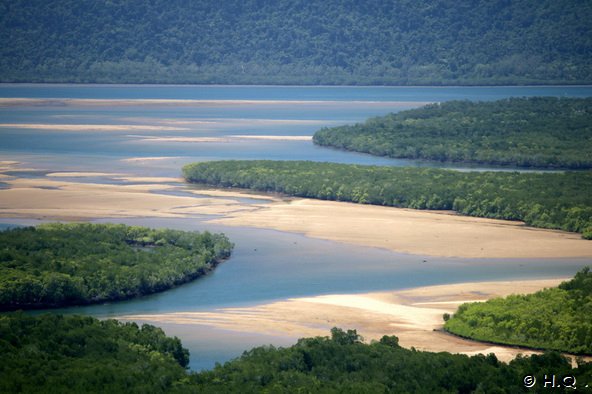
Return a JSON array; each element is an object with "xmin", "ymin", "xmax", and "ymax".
[{"xmin": 1, "ymin": 84, "xmax": 591, "ymax": 370}]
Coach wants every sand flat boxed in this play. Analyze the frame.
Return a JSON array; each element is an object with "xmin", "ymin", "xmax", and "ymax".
[
  {"xmin": 119, "ymin": 278, "xmax": 573, "ymax": 362},
  {"xmin": 0, "ymin": 178, "xmax": 265, "ymax": 219},
  {"xmin": 0, "ymin": 123, "xmax": 187, "ymax": 131},
  {"xmin": 210, "ymin": 198, "xmax": 592, "ymax": 258}
]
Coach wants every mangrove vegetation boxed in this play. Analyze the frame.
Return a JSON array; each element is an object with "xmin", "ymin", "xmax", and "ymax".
[
  {"xmin": 444, "ymin": 267, "xmax": 592, "ymax": 355},
  {"xmin": 313, "ymin": 97, "xmax": 592, "ymax": 169},
  {"xmin": 0, "ymin": 223, "xmax": 233, "ymax": 310},
  {"xmin": 183, "ymin": 160, "xmax": 592, "ymax": 239}
]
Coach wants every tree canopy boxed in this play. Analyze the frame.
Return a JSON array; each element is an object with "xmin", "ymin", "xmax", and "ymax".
[
  {"xmin": 0, "ymin": 223, "xmax": 233, "ymax": 310},
  {"xmin": 444, "ymin": 267, "xmax": 592, "ymax": 355},
  {"xmin": 0, "ymin": 313, "xmax": 189, "ymax": 394},
  {"xmin": 314, "ymin": 97, "xmax": 592, "ymax": 169},
  {"xmin": 2, "ymin": 315, "xmax": 591, "ymax": 393},
  {"xmin": 183, "ymin": 160, "xmax": 592, "ymax": 239},
  {"xmin": 1, "ymin": 0, "xmax": 591, "ymax": 85}
]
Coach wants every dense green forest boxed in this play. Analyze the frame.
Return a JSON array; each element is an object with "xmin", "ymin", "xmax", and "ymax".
[
  {"xmin": 314, "ymin": 97, "xmax": 592, "ymax": 169},
  {"xmin": 444, "ymin": 267, "xmax": 592, "ymax": 355},
  {"xmin": 0, "ymin": 223, "xmax": 233, "ymax": 310},
  {"xmin": 1, "ymin": 0, "xmax": 591, "ymax": 85},
  {"xmin": 183, "ymin": 160, "xmax": 592, "ymax": 238},
  {"xmin": 0, "ymin": 314, "xmax": 189, "ymax": 393},
  {"xmin": 2, "ymin": 317, "xmax": 591, "ymax": 393}
]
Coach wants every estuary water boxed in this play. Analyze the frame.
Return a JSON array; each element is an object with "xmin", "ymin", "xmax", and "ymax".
[{"xmin": 1, "ymin": 84, "xmax": 592, "ymax": 370}]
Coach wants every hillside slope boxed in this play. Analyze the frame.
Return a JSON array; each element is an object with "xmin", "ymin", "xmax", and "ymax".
[{"xmin": 1, "ymin": 0, "xmax": 591, "ymax": 84}]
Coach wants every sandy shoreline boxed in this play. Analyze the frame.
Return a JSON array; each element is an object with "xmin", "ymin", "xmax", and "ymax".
[
  {"xmin": 211, "ymin": 198, "xmax": 592, "ymax": 258},
  {"xmin": 0, "ymin": 169, "xmax": 591, "ymax": 258},
  {"xmin": 120, "ymin": 278, "xmax": 582, "ymax": 363}
]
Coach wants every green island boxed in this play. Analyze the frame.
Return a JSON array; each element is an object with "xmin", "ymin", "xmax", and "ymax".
[
  {"xmin": 1, "ymin": 0, "xmax": 591, "ymax": 85},
  {"xmin": 444, "ymin": 267, "xmax": 592, "ymax": 355},
  {"xmin": 0, "ymin": 223, "xmax": 233, "ymax": 310},
  {"xmin": 183, "ymin": 160, "xmax": 592, "ymax": 239},
  {"xmin": 2, "ymin": 316, "xmax": 591, "ymax": 393},
  {"xmin": 313, "ymin": 97, "xmax": 592, "ymax": 169}
]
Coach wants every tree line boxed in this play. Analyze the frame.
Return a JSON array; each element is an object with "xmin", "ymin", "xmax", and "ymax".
[
  {"xmin": 0, "ymin": 223, "xmax": 233, "ymax": 310},
  {"xmin": 314, "ymin": 97, "xmax": 592, "ymax": 169},
  {"xmin": 444, "ymin": 267, "xmax": 592, "ymax": 355},
  {"xmin": 2, "ymin": 315, "xmax": 591, "ymax": 393},
  {"xmin": 183, "ymin": 160, "xmax": 592, "ymax": 239},
  {"xmin": 1, "ymin": 0, "xmax": 591, "ymax": 85}
]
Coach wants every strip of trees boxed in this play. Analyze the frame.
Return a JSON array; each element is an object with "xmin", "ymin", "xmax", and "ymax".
[
  {"xmin": 314, "ymin": 97, "xmax": 592, "ymax": 169},
  {"xmin": 0, "ymin": 223, "xmax": 233, "ymax": 310},
  {"xmin": 183, "ymin": 160, "xmax": 592, "ymax": 238}
]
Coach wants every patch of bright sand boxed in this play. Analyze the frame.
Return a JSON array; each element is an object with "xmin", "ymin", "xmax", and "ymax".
[
  {"xmin": 209, "ymin": 198, "xmax": 592, "ymax": 258},
  {"xmin": 119, "ymin": 278, "xmax": 583, "ymax": 363},
  {"xmin": 0, "ymin": 178, "xmax": 266, "ymax": 219},
  {"xmin": 47, "ymin": 172, "xmax": 124, "ymax": 177},
  {"xmin": 0, "ymin": 123, "xmax": 188, "ymax": 131}
]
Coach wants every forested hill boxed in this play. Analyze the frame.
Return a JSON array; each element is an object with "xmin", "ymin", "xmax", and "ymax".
[{"xmin": 1, "ymin": 0, "xmax": 591, "ymax": 85}]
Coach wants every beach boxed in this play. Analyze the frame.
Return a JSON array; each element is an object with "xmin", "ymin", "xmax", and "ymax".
[{"xmin": 120, "ymin": 278, "xmax": 581, "ymax": 363}]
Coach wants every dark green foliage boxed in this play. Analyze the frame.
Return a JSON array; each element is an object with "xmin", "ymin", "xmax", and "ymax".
[
  {"xmin": 444, "ymin": 268, "xmax": 592, "ymax": 354},
  {"xmin": 186, "ymin": 328, "xmax": 592, "ymax": 393},
  {"xmin": 314, "ymin": 97, "xmax": 592, "ymax": 169},
  {"xmin": 0, "ymin": 314, "xmax": 188, "ymax": 394},
  {"xmin": 183, "ymin": 160, "xmax": 592, "ymax": 237},
  {"xmin": 0, "ymin": 223, "xmax": 233, "ymax": 310},
  {"xmin": 2, "ymin": 318, "xmax": 591, "ymax": 393},
  {"xmin": 1, "ymin": 0, "xmax": 591, "ymax": 84}
]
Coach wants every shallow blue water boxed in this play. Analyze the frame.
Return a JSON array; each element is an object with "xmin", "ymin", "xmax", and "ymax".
[{"xmin": 2, "ymin": 84, "xmax": 591, "ymax": 175}]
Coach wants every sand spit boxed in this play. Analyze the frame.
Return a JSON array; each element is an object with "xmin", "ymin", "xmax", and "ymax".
[
  {"xmin": 210, "ymin": 198, "xmax": 592, "ymax": 258},
  {"xmin": 0, "ymin": 123, "xmax": 187, "ymax": 132},
  {"xmin": 46, "ymin": 172, "xmax": 125, "ymax": 178},
  {"xmin": 119, "ymin": 279, "xmax": 572, "ymax": 363},
  {"xmin": 0, "ymin": 178, "xmax": 267, "ymax": 220}
]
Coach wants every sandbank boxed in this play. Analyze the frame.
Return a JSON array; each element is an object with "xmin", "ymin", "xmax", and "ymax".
[
  {"xmin": 0, "ymin": 178, "xmax": 266, "ymax": 220},
  {"xmin": 47, "ymin": 172, "xmax": 124, "ymax": 177},
  {"xmin": 119, "ymin": 278, "xmax": 583, "ymax": 363},
  {"xmin": 210, "ymin": 198, "xmax": 592, "ymax": 258},
  {"xmin": 0, "ymin": 123, "xmax": 188, "ymax": 131}
]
